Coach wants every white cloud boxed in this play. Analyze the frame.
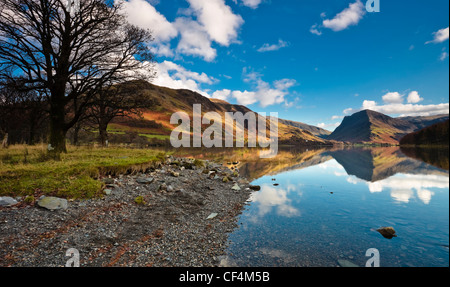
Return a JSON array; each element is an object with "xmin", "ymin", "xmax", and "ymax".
[
  {"xmin": 231, "ymin": 90, "xmax": 258, "ymax": 106},
  {"xmin": 274, "ymin": 78, "xmax": 297, "ymax": 90},
  {"xmin": 150, "ymin": 43, "xmax": 175, "ymax": 58},
  {"xmin": 212, "ymin": 89, "xmax": 232, "ymax": 101},
  {"xmin": 257, "ymin": 39, "xmax": 290, "ymax": 52},
  {"xmin": 118, "ymin": 0, "xmax": 178, "ymax": 57},
  {"xmin": 119, "ymin": 0, "xmax": 178, "ymax": 42},
  {"xmin": 230, "ymin": 71, "xmax": 297, "ymax": 107},
  {"xmin": 331, "ymin": 115, "xmax": 344, "ymax": 120},
  {"xmin": 187, "ymin": 0, "xmax": 244, "ymax": 46},
  {"xmin": 174, "ymin": 17, "xmax": 217, "ymax": 62},
  {"xmin": 343, "ymin": 90, "xmax": 449, "ymax": 117},
  {"xmin": 367, "ymin": 174, "xmax": 448, "ymax": 205},
  {"xmin": 407, "ymin": 91, "xmax": 424, "ymax": 104},
  {"xmin": 322, "ymin": 0, "xmax": 366, "ymax": 32},
  {"xmin": 344, "ymin": 101, "xmax": 450, "ymax": 117},
  {"xmin": 119, "ymin": 0, "xmax": 244, "ymax": 61},
  {"xmin": 317, "ymin": 122, "xmax": 340, "ymax": 130},
  {"xmin": 426, "ymin": 27, "xmax": 449, "ymax": 44},
  {"xmin": 241, "ymin": 0, "xmax": 262, "ymax": 9},
  {"xmin": 382, "ymin": 92, "xmax": 404, "ymax": 104},
  {"xmin": 440, "ymin": 51, "xmax": 449, "ymax": 61},
  {"xmin": 250, "ymin": 184, "xmax": 300, "ymax": 218},
  {"xmin": 310, "ymin": 24, "xmax": 322, "ymax": 36},
  {"xmin": 153, "ymin": 60, "xmax": 216, "ymax": 97}
]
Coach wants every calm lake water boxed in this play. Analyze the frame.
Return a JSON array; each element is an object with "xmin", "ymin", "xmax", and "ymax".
[{"xmin": 213, "ymin": 147, "xmax": 449, "ymax": 267}]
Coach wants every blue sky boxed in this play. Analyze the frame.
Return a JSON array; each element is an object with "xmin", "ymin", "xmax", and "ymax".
[{"xmin": 120, "ymin": 0, "xmax": 449, "ymax": 131}]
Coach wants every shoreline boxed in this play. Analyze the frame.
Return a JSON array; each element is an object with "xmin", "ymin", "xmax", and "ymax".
[{"xmin": 0, "ymin": 156, "xmax": 253, "ymax": 267}]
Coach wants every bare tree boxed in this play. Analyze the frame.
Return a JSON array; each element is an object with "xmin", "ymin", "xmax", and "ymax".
[
  {"xmin": 0, "ymin": 0, "xmax": 155, "ymax": 154},
  {"xmin": 0, "ymin": 80, "xmax": 48, "ymax": 145},
  {"xmin": 88, "ymin": 80, "xmax": 155, "ymax": 146}
]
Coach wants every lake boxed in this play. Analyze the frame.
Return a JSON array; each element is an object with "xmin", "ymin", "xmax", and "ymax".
[{"xmin": 213, "ymin": 146, "xmax": 449, "ymax": 267}]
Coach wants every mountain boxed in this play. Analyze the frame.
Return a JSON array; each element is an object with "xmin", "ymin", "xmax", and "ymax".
[
  {"xmin": 108, "ymin": 80, "xmax": 331, "ymax": 146},
  {"xmin": 399, "ymin": 115, "xmax": 449, "ymax": 130},
  {"xmin": 400, "ymin": 119, "xmax": 449, "ymax": 146},
  {"xmin": 277, "ymin": 119, "xmax": 331, "ymax": 138},
  {"xmin": 327, "ymin": 110, "xmax": 449, "ymax": 145}
]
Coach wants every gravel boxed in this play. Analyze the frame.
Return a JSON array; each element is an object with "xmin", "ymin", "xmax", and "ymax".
[{"xmin": 0, "ymin": 156, "xmax": 253, "ymax": 267}]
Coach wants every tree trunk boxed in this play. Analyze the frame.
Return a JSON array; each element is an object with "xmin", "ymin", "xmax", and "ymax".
[
  {"xmin": 48, "ymin": 101, "xmax": 67, "ymax": 154},
  {"xmin": 99, "ymin": 121, "xmax": 109, "ymax": 147},
  {"xmin": 73, "ymin": 122, "xmax": 81, "ymax": 146},
  {"xmin": 1, "ymin": 133, "xmax": 8, "ymax": 149}
]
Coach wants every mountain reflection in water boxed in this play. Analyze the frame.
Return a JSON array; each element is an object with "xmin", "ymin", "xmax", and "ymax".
[{"xmin": 212, "ymin": 146, "xmax": 449, "ymax": 267}]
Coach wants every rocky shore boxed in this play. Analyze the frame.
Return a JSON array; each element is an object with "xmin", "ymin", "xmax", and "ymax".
[{"xmin": 0, "ymin": 156, "xmax": 255, "ymax": 267}]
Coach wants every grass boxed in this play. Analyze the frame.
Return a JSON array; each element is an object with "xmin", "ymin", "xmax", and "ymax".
[{"xmin": 0, "ymin": 144, "xmax": 167, "ymax": 199}]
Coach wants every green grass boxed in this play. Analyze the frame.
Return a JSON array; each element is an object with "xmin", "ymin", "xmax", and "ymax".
[
  {"xmin": 139, "ymin": 134, "xmax": 170, "ymax": 140},
  {"xmin": 0, "ymin": 145, "xmax": 167, "ymax": 199}
]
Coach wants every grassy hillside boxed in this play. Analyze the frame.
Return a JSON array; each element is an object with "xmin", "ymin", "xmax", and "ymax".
[{"xmin": 107, "ymin": 80, "xmax": 331, "ymax": 146}]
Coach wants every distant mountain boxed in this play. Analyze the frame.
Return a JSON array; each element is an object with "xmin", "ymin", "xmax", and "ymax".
[
  {"xmin": 277, "ymin": 118, "xmax": 331, "ymax": 138},
  {"xmin": 327, "ymin": 109, "xmax": 449, "ymax": 144},
  {"xmin": 400, "ymin": 119, "xmax": 449, "ymax": 146},
  {"xmin": 109, "ymin": 80, "xmax": 331, "ymax": 146},
  {"xmin": 399, "ymin": 114, "xmax": 449, "ymax": 130}
]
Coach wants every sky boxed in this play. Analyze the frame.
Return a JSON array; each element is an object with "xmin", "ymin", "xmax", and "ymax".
[{"xmin": 118, "ymin": 0, "xmax": 449, "ymax": 131}]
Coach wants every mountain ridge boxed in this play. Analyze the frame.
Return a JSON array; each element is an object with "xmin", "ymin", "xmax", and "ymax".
[
  {"xmin": 109, "ymin": 80, "xmax": 332, "ymax": 146},
  {"xmin": 327, "ymin": 109, "xmax": 449, "ymax": 144}
]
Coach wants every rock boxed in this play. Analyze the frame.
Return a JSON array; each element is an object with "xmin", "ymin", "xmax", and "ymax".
[
  {"xmin": 338, "ymin": 259, "xmax": 359, "ymax": 267},
  {"xmin": 232, "ymin": 184, "xmax": 241, "ymax": 191},
  {"xmin": 249, "ymin": 185, "xmax": 261, "ymax": 191},
  {"xmin": 0, "ymin": 196, "xmax": 18, "ymax": 207},
  {"xmin": 167, "ymin": 185, "xmax": 174, "ymax": 192},
  {"xmin": 208, "ymin": 171, "xmax": 216, "ymax": 179},
  {"xmin": 102, "ymin": 178, "xmax": 115, "ymax": 184},
  {"xmin": 170, "ymin": 171, "xmax": 180, "ymax": 177},
  {"xmin": 159, "ymin": 183, "xmax": 167, "ymax": 192},
  {"xmin": 136, "ymin": 177, "xmax": 154, "ymax": 184},
  {"xmin": 37, "ymin": 196, "xmax": 68, "ymax": 210},
  {"xmin": 104, "ymin": 189, "xmax": 112, "ymax": 195},
  {"xmin": 377, "ymin": 227, "xmax": 397, "ymax": 239},
  {"xmin": 206, "ymin": 213, "xmax": 218, "ymax": 220}
]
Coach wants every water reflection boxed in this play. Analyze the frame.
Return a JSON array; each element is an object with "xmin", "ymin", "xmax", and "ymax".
[
  {"xmin": 249, "ymin": 184, "xmax": 301, "ymax": 220},
  {"xmin": 220, "ymin": 146, "xmax": 449, "ymax": 267}
]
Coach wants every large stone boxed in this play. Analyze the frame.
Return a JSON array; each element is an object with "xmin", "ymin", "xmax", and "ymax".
[
  {"xmin": 136, "ymin": 177, "xmax": 154, "ymax": 184},
  {"xmin": 338, "ymin": 259, "xmax": 359, "ymax": 268},
  {"xmin": 377, "ymin": 227, "xmax": 397, "ymax": 239},
  {"xmin": 0, "ymin": 196, "xmax": 18, "ymax": 207},
  {"xmin": 37, "ymin": 196, "xmax": 68, "ymax": 210},
  {"xmin": 206, "ymin": 213, "xmax": 218, "ymax": 220}
]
